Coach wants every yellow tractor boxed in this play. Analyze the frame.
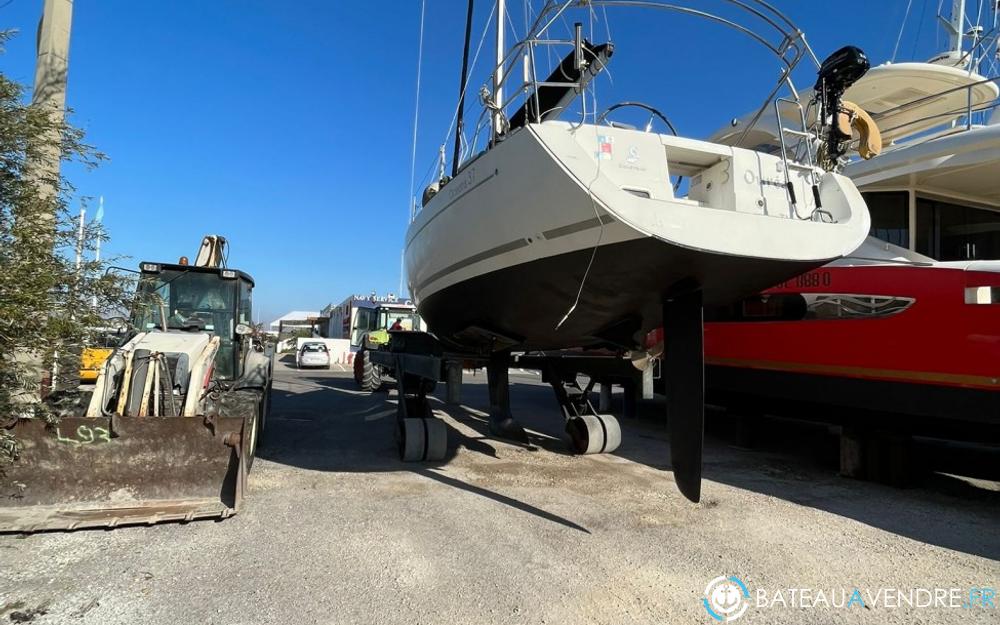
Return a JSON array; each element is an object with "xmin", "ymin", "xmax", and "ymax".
[{"xmin": 79, "ymin": 328, "xmax": 121, "ymax": 383}]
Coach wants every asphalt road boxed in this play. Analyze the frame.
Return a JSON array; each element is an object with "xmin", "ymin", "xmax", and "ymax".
[{"xmin": 2, "ymin": 356, "xmax": 998, "ymax": 624}]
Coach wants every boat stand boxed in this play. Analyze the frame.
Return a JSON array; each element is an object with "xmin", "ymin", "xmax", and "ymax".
[
  {"xmin": 840, "ymin": 425, "xmax": 916, "ymax": 487},
  {"xmin": 369, "ymin": 333, "xmax": 448, "ymax": 462},
  {"xmin": 486, "ymin": 352, "xmax": 530, "ymax": 443},
  {"xmin": 663, "ymin": 288, "xmax": 705, "ymax": 503}
]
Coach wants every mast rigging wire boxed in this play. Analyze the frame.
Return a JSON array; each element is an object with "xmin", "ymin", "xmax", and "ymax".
[
  {"xmin": 911, "ymin": 0, "xmax": 930, "ymax": 60},
  {"xmin": 442, "ymin": 1, "xmax": 498, "ymax": 174},
  {"xmin": 413, "ymin": 1, "xmax": 495, "ymax": 202},
  {"xmin": 556, "ymin": 90, "xmax": 605, "ymax": 331},
  {"xmin": 891, "ymin": 0, "xmax": 915, "ymax": 62},
  {"xmin": 401, "ymin": 0, "xmax": 427, "ymax": 295},
  {"xmin": 407, "ymin": 0, "xmax": 427, "ymax": 219}
]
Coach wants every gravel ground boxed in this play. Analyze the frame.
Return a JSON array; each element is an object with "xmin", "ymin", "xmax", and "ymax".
[{"xmin": 1, "ymin": 357, "xmax": 997, "ymax": 625}]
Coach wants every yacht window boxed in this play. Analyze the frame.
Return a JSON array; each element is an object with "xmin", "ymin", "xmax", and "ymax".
[
  {"xmin": 862, "ymin": 191, "xmax": 909, "ymax": 248},
  {"xmin": 916, "ymin": 197, "xmax": 1000, "ymax": 261}
]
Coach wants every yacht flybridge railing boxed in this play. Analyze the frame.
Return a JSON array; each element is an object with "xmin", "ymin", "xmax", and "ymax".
[
  {"xmin": 874, "ymin": 74, "xmax": 1000, "ymax": 140},
  {"xmin": 461, "ymin": 0, "xmax": 822, "ymax": 167}
]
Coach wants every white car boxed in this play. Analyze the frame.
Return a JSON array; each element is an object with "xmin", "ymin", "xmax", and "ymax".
[{"xmin": 296, "ymin": 341, "xmax": 330, "ymax": 369}]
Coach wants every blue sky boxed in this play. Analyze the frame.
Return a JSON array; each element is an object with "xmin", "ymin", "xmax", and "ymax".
[{"xmin": 0, "ymin": 0, "xmax": 952, "ymax": 324}]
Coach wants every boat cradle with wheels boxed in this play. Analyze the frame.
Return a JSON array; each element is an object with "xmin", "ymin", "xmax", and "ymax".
[{"xmin": 367, "ymin": 332, "xmax": 638, "ymax": 463}]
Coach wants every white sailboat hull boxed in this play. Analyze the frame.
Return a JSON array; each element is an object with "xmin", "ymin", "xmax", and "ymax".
[{"xmin": 406, "ymin": 122, "xmax": 870, "ymax": 350}]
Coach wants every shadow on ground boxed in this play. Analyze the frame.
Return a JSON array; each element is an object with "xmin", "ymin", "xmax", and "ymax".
[
  {"xmin": 257, "ymin": 371, "xmax": 589, "ymax": 532},
  {"xmin": 258, "ymin": 368, "xmax": 1000, "ymax": 558},
  {"xmin": 611, "ymin": 387, "xmax": 1000, "ymax": 560}
]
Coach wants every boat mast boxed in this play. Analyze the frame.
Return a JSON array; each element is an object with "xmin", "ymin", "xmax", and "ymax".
[
  {"xmin": 930, "ymin": 0, "xmax": 968, "ymax": 66},
  {"xmin": 943, "ymin": 0, "xmax": 966, "ymax": 55},
  {"xmin": 493, "ymin": 0, "xmax": 506, "ymax": 140},
  {"xmin": 453, "ymin": 0, "xmax": 475, "ymax": 177}
]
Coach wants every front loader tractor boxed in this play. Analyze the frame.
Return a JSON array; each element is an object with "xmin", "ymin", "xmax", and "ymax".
[{"xmin": 0, "ymin": 236, "xmax": 272, "ymax": 532}]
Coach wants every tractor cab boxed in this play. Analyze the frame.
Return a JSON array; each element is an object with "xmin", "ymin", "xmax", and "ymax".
[
  {"xmin": 351, "ymin": 301, "xmax": 423, "ymax": 348},
  {"xmin": 133, "ymin": 261, "xmax": 255, "ymax": 380}
]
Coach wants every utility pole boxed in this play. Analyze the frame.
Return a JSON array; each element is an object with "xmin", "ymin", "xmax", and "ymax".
[
  {"xmin": 31, "ymin": 0, "xmax": 74, "ymax": 216},
  {"xmin": 73, "ymin": 206, "xmax": 85, "ymax": 270},
  {"xmin": 28, "ymin": 0, "xmax": 74, "ymax": 394},
  {"xmin": 92, "ymin": 196, "xmax": 103, "ymax": 308}
]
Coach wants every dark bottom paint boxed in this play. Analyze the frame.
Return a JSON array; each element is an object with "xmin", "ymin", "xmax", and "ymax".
[{"xmin": 419, "ymin": 237, "xmax": 823, "ymax": 351}]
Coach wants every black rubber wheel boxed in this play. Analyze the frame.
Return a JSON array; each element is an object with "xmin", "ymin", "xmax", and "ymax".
[
  {"xmin": 353, "ymin": 349, "xmax": 364, "ymax": 384},
  {"xmin": 398, "ymin": 417, "xmax": 447, "ymax": 462},
  {"xmin": 259, "ymin": 376, "xmax": 272, "ymax": 438},
  {"xmin": 245, "ymin": 391, "xmax": 263, "ymax": 472},
  {"xmin": 356, "ymin": 350, "xmax": 382, "ymax": 392},
  {"xmin": 264, "ymin": 368, "xmax": 273, "ymax": 432}
]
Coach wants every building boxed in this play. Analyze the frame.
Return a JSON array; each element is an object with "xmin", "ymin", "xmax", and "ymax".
[{"xmin": 268, "ymin": 311, "xmax": 321, "ymax": 336}]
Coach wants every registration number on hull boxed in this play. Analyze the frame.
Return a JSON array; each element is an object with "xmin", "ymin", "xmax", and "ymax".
[{"xmin": 774, "ymin": 270, "xmax": 833, "ymax": 290}]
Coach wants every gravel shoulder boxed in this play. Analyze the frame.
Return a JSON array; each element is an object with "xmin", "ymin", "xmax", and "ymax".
[{"xmin": 2, "ymin": 359, "xmax": 997, "ymax": 625}]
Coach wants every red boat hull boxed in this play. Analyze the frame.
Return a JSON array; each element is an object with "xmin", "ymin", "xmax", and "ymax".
[{"xmin": 649, "ymin": 262, "xmax": 1000, "ymax": 429}]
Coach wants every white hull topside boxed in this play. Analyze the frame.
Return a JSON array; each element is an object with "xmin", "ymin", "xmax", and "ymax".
[{"xmin": 407, "ymin": 122, "xmax": 869, "ymax": 307}]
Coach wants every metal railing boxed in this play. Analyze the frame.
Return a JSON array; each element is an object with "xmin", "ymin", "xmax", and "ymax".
[
  {"xmin": 458, "ymin": 0, "xmax": 823, "ymax": 169},
  {"xmin": 872, "ymin": 74, "xmax": 1000, "ymax": 139}
]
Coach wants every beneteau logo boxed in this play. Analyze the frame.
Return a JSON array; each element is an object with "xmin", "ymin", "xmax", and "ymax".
[{"xmin": 702, "ymin": 576, "xmax": 750, "ymax": 622}]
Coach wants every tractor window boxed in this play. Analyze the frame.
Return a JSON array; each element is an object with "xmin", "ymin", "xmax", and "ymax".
[
  {"xmin": 238, "ymin": 279, "xmax": 253, "ymax": 326},
  {"xmin": 351, "ymin": 309, "xmax": 370, "ymax": 346},
  {"xmin": 378, "ymin": 309, "xmax": 421, "ymax": 331},
  {"xmin": 135, "ymin": 270, "xmax": 236, "ymax": 334},
  {"xmin": 134, "ymin": 268, "xmax": 239, "ymax": 379}
]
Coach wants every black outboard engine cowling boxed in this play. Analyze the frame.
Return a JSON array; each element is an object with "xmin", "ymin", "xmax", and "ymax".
[
  {"xmin": 815, "ymin": 46, "xmax": 870, "ymax": 161},
  {"xmin": 815, "ymin": 46, "xmax": 870, "ymax": 99}
]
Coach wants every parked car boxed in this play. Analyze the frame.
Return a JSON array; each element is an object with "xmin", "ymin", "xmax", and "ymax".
[{"xmin": 296, "ymin": 341, "xmax": 330, "ymax": 369}]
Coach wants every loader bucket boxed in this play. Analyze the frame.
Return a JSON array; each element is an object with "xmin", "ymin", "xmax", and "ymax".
[{"xmin": 0, "ymin": 414, "xmax": 248, "ymax": 533}]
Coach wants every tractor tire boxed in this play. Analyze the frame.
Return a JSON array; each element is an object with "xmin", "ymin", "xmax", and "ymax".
[
  {"xmin": 243, "ymin": 390, "xmax": 264, "ymax": 472},
  {"xmin": 260, "ymin": 377, "xmax": 272, "ymax": 436},
  {"xmin": 261, "ymin": 360, "xmax": 273, "ymax": 434},
  {"xmin": 356, "ymin": 349, "xmax": 382, "ymax": 392}
]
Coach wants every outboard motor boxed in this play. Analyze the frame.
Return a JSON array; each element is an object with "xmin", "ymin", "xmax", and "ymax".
[{"xmin": 815, "ymin": 46, "xmax": 870, "ymax": 162}]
